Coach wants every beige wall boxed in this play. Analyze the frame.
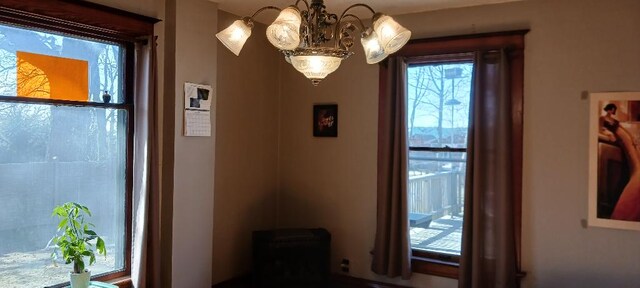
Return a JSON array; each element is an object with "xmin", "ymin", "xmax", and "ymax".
[
  {"xmin": 212, "ymin": 11, "xmax": 281, "ymax": 285},
  {"xmin": 168, "ymin": 0, "xmax": 218, "ymax": 286},
  {"xmin": 277, "ymin": 0, "xmax": 640, "ymax": 287}
]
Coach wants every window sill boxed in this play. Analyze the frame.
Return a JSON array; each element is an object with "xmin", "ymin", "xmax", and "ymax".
[
  {"xmin": 45, "ymin": 274, "xmax": 131, "ymax": 288},
  {"xmin": 108, "ymin": 276, "xmax": 132, "ymax": 288},
  {"xmin": 411, "ymin": 256, "xmax": 459, "ymax": 279},
  {"xmin": 412, "ymin": 257, "xmax": 528, "ymax": 281}
]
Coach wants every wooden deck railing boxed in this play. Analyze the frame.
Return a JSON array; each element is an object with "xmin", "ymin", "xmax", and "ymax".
[{"xmin": 408, "ymin": 171, "xmax": 464, "ymax": 218}]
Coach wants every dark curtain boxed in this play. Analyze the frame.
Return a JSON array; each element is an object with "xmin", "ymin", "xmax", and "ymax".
[
  {"xmin": 459, "ymin": 49, "xmax": 518, "ymax": 288},
  {"xmin": 131, "ymin": 36, "xmax": 161, "ymax": 288},
  {"xmin": 372, "ymin": 56, "xmax": 412, "ymax": 279}
]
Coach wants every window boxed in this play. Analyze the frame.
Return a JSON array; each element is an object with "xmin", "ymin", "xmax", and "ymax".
[
  {"xmin": 407, "ymin": 59, "xmax": 473, "ymax": 261},
  {"xmin": 0, "ymin": 1, "xmax": 156, "ymax": 287},
  {"xmin": 0, "ymin": 19, "xmax": 131, "ymax": 288},
  {"xmin": 385, "ymin": 32, "xmax": 525, "ymax": 278}
]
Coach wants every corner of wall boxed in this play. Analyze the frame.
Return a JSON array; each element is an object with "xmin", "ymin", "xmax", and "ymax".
[
  {"xmin": 169, "ymin": 0, "xmax": 217, "ymax": 287},
  {"xmin": 275, "ymin": 46, "xmax": 284, "ymax": 229},
  {"xmin": 212, "ymin": 9, "xmax": 281, "ymax": 285}
]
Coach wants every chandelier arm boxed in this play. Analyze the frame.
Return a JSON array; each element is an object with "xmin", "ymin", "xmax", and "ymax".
[
  {"xmin": 295, "ymin": 0, "xmax": 310, "ymax": 11},
  {"xmin": 250, "ymin": 6, "xmax": 282, "ymax": 19},
  {"xmin": 333, "ymin": 3, "xmax": 376, "ymax": 49},
  {"xmin": 334, "ymin": 14, "xmax": 366, "ymax": 50},
  {"xmin": 337, "ymin": 3, "xmax": 376, "ymax": 21},
  {"xmin": 341, "ymin": 14, "xmax": 366, "ymax": 32}
]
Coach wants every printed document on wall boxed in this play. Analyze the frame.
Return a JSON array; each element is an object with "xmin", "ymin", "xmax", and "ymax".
[{"xmin": 183, "ymin": 82, "xmax": 213, "ymax": 137}]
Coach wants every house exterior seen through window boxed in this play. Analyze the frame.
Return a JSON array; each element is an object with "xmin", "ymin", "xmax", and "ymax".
[
  {"xmin": 407, "ymin": 61, "xmax": 473, "ymax": 258},
  {"xmin": 0, "ymin": 23, "xmax": 128, "ymax": 287}
]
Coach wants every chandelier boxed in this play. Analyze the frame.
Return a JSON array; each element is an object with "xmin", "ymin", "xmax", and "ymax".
[{"xmin": 216, "ymin": 0, "xmax": 412, "ymax": 86}]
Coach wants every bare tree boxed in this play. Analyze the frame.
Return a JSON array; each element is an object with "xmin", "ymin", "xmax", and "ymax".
[
  {"xmin": 407, "ymin": 63, "xmax": 472, "ymax": 146},
  {"xmin": 408, "ymin": 65, "xmax": 447, "ymax": 145},
  {"xmin": 0, "ymin": 25, "xmax": 123, "ymax": 163},
  {"xmin": 0, "ymin": 103, "xmax": 49, "ymax": 162}
]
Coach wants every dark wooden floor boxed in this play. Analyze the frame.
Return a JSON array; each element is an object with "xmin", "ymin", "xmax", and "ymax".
[{"xmin": 213, "ymin": 274, "xmax": 412, "ymax": 288}]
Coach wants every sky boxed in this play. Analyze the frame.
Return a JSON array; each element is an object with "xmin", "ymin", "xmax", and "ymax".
[{"xmin": 406, "ymin": 62, "xmax": 473, "ymax": 129}]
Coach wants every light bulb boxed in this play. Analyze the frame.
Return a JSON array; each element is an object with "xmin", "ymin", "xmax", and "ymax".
[
  {"xmin": 361, "ymin": 31, "xmax": 388, "ymax": 64},
  {"xmin": 309, "ymin": 57, "xmax": 324, "ymax": 71},
  {"xmin": 373, "ymin": 14, "xmax": 411, "ymax": 55},
  {"xmin": 289, "ymin": 55, "xmax": 343, "ymax": 85},
  {"xmin": 230, "ymin": 26, "xmax": 246, "ymax": 41},
  {"xmin": 216, "ymin": 19, "xmax": 253, "ymax": 56}
]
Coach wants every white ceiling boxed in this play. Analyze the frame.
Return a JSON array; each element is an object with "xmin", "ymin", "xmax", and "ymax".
[{"xmin": 212, "ymin": 0, "xmax": 522, "ymax": 23}]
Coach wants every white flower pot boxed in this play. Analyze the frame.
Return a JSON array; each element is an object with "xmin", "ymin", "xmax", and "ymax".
[{"xmin": 69, "ymin": 270, "xmax": 91, "ymax": 288}]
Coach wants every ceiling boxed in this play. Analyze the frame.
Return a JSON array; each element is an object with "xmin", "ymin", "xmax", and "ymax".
[{"xmin": 212, "ymin": 0, "xmax": 522, "ymax": 24}]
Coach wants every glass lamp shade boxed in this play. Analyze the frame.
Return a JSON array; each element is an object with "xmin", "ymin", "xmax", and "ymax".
[
  {"xmin": 373, "ymin": 14, "xmax": 412, "ymax": 55},
  {"xmin": 266, "ymin": 6, "xmax": 302, "ymax": 50},
  {"xmin": 290, "ymin": 55, "xmax": 343, "ymax": 85},
  {"xmin": 216, "ymin": 20, "xmax": 253, "ymax": 56},
  {"xmin": 361, "ymin": 31, "xmax": 387, "ymax": 64}
]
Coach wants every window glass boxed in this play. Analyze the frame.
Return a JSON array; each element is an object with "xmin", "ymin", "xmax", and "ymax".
[
  {"xmin": 407, "ymin": 63, "xmax": 472, "ymax": 148},
  {"xmin": 0, "ymin": 23, "xmax": 124, "ymax": 103},
  {"xmin": 0, "ymin": 102, "xmax": 127, "ymax": 286},
  {"xmin": 407, "ymin": 62, "xmax": 473, "ymax": 256}
]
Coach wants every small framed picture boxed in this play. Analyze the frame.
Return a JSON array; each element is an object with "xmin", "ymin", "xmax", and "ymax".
[{"xmin": 313, "ymin": 104, "xmax": 338, "ymax": 137}]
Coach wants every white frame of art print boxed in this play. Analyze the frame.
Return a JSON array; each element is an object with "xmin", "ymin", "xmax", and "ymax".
[{"xmin": 589, "ymin": 92, "xmax": 640, "ymax": 230}]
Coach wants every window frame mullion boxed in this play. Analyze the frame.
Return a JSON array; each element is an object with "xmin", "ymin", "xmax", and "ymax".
[
  {"xmin": 0, "ymin": 95, "xmax": 131, "ymax": 110},
  {"xmin": 408, "ymin": 146, "xmax": 467, "ymax": 153}
]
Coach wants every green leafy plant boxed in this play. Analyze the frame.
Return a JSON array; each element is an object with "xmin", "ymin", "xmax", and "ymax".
[{"xmin": 49, "ymin": 202, "xmax": 107, "ymax": 274}]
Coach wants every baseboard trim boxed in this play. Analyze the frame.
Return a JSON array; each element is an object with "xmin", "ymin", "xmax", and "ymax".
[
  {"xmin": 212, "ymin": 274, "xmax": 412, "ymax": 288},
  {"xmin": 211, "ymin": 274, "xmax": 251, "ymax": 288},
  {"xmin": 332, "ymin": 274, "xmax": 413, "ymax": 288}
]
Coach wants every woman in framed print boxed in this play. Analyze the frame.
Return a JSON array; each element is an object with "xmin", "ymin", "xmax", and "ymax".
[{"xmin": 599, "ymin": 103, "xmax": 640, "ymax": 221}]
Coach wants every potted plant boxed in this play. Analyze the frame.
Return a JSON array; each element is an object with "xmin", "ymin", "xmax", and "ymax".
[{"xmin": 49, "ymin": 202, "xmax": 107, "ymax": 288}]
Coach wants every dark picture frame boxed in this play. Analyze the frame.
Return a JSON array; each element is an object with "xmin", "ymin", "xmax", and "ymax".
[{"xmin": 313, "ymin": 104, "xmax": 338, "ymax": 137}]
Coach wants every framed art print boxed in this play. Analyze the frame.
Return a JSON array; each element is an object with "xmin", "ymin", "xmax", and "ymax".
[
  {"xmin": 589, "ymin": 92, "xmax": 640, "ymax": 230},
  {"xmin": 313, "ymin": 104, "xmax": 338, "ymax": 137}
]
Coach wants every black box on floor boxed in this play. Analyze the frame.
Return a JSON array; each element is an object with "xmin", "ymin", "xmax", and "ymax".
[{"xmin": 252, "ymin": 228, "xmax": 331, "ymax": 288}]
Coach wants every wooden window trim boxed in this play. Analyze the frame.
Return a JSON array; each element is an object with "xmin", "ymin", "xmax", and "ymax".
[
  {"xmin": 0, "ymin": 0, "xmax": 158, "ymax": 42},
  {"xmin": 0, "ymin": 1, "xmax": 156, "ymax": 286},
  {"xmin": 110, "ymin": 277, "xmax": 133, "ymax": 288},
  {"xmin": 380, "ymin": 30, "xmax": 527, "ymax": 278}
]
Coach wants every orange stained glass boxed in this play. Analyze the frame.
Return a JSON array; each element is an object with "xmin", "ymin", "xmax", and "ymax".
[{"xmin": 16, "ymin": 51, "xmax": 88, "ymax": 101}]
